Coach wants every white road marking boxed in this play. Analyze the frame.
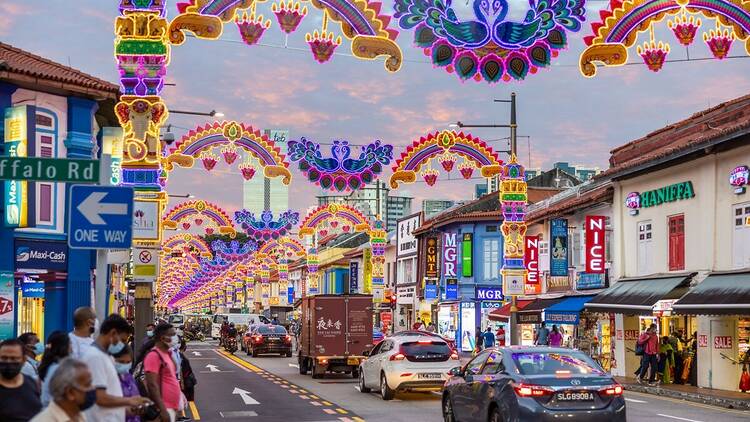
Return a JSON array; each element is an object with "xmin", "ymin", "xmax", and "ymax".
[
  {"xmin": 192, "ymin": 351, "xmax": 202, "ymax": 356},
  {"xmin": 205, "ymin": 364, "xmax": 221, "ymax": 372},
  {"xmin": 232, "ymin": 387, "xmax": 260, "ymax": 405},
  {"xmin": 657, "ymin": 414, "xmax": 704, "ymax": 422},
  {"xmin": 354, "ymin": 386, "xmax": 360, "ymax": 392},
  {"xmin": 625, "ymin": 397, "xmax": 648, "ymax": 403},
  {"xmin": 289, "ymin": 363, "xmax": 299, "ymax": 368},
  {"xmin": 220, "ymin": 410, "xmax": 258, "ymax": 418}
]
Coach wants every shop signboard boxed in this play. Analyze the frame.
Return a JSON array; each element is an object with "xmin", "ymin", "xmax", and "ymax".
[
  {"xmin": 443, "ymin": 232, "xmax": 457, "ymax": 277},
  {"xmin": 503, "ymin": 272, "xmax": 525, "ymax": 296},
  {"xmin": 287, "ymin": 286, "xmax": 294, "ymax": 304},
  {"xmin": 550, "ymin": 219, "xmax": 568, "ymax": 276},
  {"xmin": 15, "ymin": 239, "xmax": 68, "ymax": 271},
  {"xmin": 381, "ymin": 311, "xmax": 392, "ymax": 332},
  {"xmin": 475, "ymin": 286, "xmax": 503, "ymax": 301},
  {"xmin": 481, "ymin": 301, "xmax": 502, "ymax": 310},
  {"xmin": 0, "ymin": 157, "xmax": 99, "ymax": 183},
  {"xmin": 132, "ymin": 199, "xmax": 160, "ymax": 241},
  {"xmin": 424, "ymin": 278, "xmax": 438, "ymax": 300},
  {"xmin": 547, "ymin": 276, "xmax": 572, "ymax": 292},
  {"xmin": 524, "ymin": 235, "xmax": 539, "ymax": 284},
  {"xmin": 652, "ymin": 299, "xmax": 677, "ymax": 316},
  {"xmin": 714, "ymin": 336, "xmax": 732, "ymax": 349},
  {"xmin": 363, "ymin": 248, "xmax": 372, "ymax": 294},
  {"xmin": 21, "ymin": 282, "xmax": 45, "ymax": 298},
  {"xmin": 462, "ymin": 234, "xmax": 472, "ymax": 277},
  {"xmin": 426, "ymin": 237, "xmax": 439, "ymax": 278},
  {"xmin": 698, "ymin": 334, "xmax": 708, "ymax": 347},
  {"xmin": 625, "ymin": 181, "xmax": 695, "ymax": 210},
  {"xmin": 524, "ymin": 281, "xmax": 541, "ymax": 295},
  {"xmin": 397, "ymin": 213, "xmax": 420, "ymax": 256},
  {"xmin": 460, "ymin": 302, "xmax": 476, "ymax": 352},
  {"xmin": 4, "ymin": 105, "xmax": 34, "ymax": 228},
  {"xmin": 516, "ymin": 312, "xmax": 541, "ymax": 325},
  {"xmin": 545, "ymin": 312, "xmax": 579, "ymax": 325},
  {"xmin": 373, "ymin": 286, "xmax": 385, "ymax": 303},
  {"xmin": 445, "ymin": 278, "xmax": 458, "ymax": 300},
  {"xmin": 0, "ymin": 272, "xmax": 15, "ymax": 339},
  {"xmin": 730, "ymin": 165, "xmax": 749, "ymax": 194},
  {"xmin": 349, "ymin": 261, "xmax": 359, "ymax": 292},
  {"xmin": 585, "ymin": 216, "xmax": 606, "ymax": 273},
  {"xmin": 397, "ymin": 286, "xmax": 415, "ymax": 305},
  {"xmin": 576, "ymin": 272, "xmax": 606, "ymax": 290}
]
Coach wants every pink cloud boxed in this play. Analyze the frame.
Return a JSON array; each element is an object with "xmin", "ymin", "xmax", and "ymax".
[{"xmin": 0, "ymin": 3, "xmax": 31, "ymax": 36}]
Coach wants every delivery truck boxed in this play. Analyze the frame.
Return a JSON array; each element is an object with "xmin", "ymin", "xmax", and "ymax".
[{"xmin": 298, "ymin": 294, "xmax": 373, "ymax": 379}]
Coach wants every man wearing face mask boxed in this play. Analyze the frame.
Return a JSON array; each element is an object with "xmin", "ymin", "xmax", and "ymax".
[
  {"xmin": 145, "ymin": 324, "xmax": 182, "ymax": 422},
  {"xmin": 69, "ymin": 307, "xmax": 96, "ymax": 359},
  {"xmin": 19, "ymin": 332, "xmax": 44, "ymax": 383},
  {"xmin": 82, "ymin": 314, "xmax": 151, "ymax": 422},
  {"xmin": 0, "ymin": 339, "xmax": 42, "ymax": 421},
  {"xmin": 31, "ymin": 358, "xmax": 94, "ymax": 422}
]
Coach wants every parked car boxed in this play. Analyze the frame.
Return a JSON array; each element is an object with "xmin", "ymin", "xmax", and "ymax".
[
  {"xmin": 373, "ymin": 327, "xmax": 385, "ymax": 346},
  {"xmin": 441, "ymin": 347, "xmax": 626, "ymax": 422},
  {"xmin": 358, "ymin": 332, "xmax": 459, "ymax": 400},
  {"xmin": 244, "ymin": 324, "xmax": 293, "ymax": 357}
]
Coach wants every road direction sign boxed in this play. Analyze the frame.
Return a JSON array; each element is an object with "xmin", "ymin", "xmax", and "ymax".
[
  {"xmin": 0, "ymin": 157, "xmax": 99, "ymax": 183},
  {"xmin": 68, "ymin": 185, "xmax": 134, "ymax": 249}
]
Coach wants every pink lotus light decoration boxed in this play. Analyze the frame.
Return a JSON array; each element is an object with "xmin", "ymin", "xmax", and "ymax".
[
  {"xmin": 200, "ymin": 151, "xmax": 218, "ymax": 171},
  {"xmin": 272, "ymin": 0, "xmax": 307, "ymax": 34},
  {"xmin": 439, "ymin": 152, "xmax": 457, "ymax": 172},
  {"xmin": 668, "ymin": 13, "xmax": 700, "ymax": 46},
  {"xmin": 459, "ymin": 162, "xmax": 475, "ymax": 179},
  {"xmin": 239, "ymin": 162, "xmax": 256, "ymax": 180},
  {"xmin": 636, "ymin": 40, "xmax": 669, "ymax": 73},
  {"xmin": 330, "ymin": 221, "xmax": 339, "ymax": 228},
  {"xmin": 235, "ymin": 10, "xmax": 271, "ymax": 46},
  {"xmin": 421, "ymin": 168, "xmax": 439, "ymax": 186},
  {"xmin": 221, "ymin": 144, "xmax": 239, "ymax": 165},
  {"xmin": 342, "ymin": 225, "xmax": 351, "ymax": 233},
  {"xmin": 306, "ymin": 30, "xmax": 342, "ymax": 64},
  {"xmin": 704, "ymin": 28, "xmax": 734, "ymax": 59}
]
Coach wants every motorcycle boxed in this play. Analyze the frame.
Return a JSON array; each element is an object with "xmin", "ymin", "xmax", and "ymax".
[
  {"xmin": 183, "ymin": 328, "xmax": 205, "ymax": 342},
  {"xmin": 224, "ymin": 336, "xmax": 238, "ymax": 354}
]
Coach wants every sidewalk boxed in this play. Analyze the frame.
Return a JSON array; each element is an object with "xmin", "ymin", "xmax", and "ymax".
[{"xmin": 616, "ymin": 376, "xmax": 750, "ymax": 410}]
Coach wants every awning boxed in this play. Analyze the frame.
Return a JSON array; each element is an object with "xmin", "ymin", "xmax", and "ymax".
[
  {"xmin": 488, "ymin": 300, "xmax": 533, "ymax": 322},
  {"xmin": 516, "ymin": 297, "xmax": 566, "ymax": 324},
  {"xmin": 672, "ymin": 271, "xmax": 750, "ymax": 315},
  {"xmin": 544, "ymin": 295, "xmax": 596, "ymax": 325},
  {"xmin": 584, "ymin": 274, "xmax": 692, "ymax": 315}
]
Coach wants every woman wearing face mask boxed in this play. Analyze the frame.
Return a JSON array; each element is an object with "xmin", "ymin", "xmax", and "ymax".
[
  {"xmin": 39, "ymin": 331, "xmax": 72, "ymax": 407},
  {"xmin": 113, "ymin": 345, "xmax": 142, "ymax": 422},
  {"xmin": 31, "ymin": 358, "xmax": 96, "ymax": 422}
]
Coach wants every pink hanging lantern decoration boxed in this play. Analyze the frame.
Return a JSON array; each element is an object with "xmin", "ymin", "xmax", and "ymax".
[
  {"xmin": 272, "ymin": 0, "xmax": 307, "ymax": 34},
  {"xmin": 421, "ymin": 168, "xmax": 438, "ymax": 186},
  {"xmin": 439, "ymin": 152, "xmax": 457, "ymax": 172},
  {"xmin": 200, "ymin": 151, "xmax": 218, "ymax": 171},
  {"xmin": 239, "ymin": 161, "xmax": 256, "ymax": 180},
  {"xmin": 235, "ymin": 9, "xmax": 271, "ymax": 46},
  {"xmin": 459, "ymin": 162, "xmax": 475, "ymax": 179},
  {"xmin": 704, "ymin": 28, "xmax": 734, "ymax": 59},
  {"xmin": 221, "ymin": 144, "xmax": 239, "ymax": 165},
  {"xmin": 637, "ymin": 40, "xmax": 670, "ymax": 72},
  {"xmin": 306, "ymin": 30, "xmax": 342, "ymax": 64},
  {"xmin": 668, "ymin": 13, "xmax": 700, "ymax": 46}
]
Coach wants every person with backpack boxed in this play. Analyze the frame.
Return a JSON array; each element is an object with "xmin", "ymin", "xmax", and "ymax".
[
  {"xmin": 636, "ymin": 324, "xmax": 660, "ymax": 385},
  {"xmin": 178, "ymin": 339, "xmax": 197, "ymax": 422},
  {"xmin": 144, "ymin": 324, "xmax": 181, "ymax": 422}
]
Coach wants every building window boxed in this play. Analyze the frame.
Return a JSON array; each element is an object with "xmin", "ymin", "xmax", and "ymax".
[
  {"xmin": 668, "ymin": 214, "xmax": 685, "ymax": 271},
  {"xmin": 637, "ymin": 220, "xmax": 653, "ymax": 275},
  {"xmin": 483, "ymin": 238, "xmax": 500, "ymax": 280},
  {"xmin": 39, "ymin": 184, "xmax": 52, "ymax": 223},
  {"xmin": 571, "ymin": 227, "xmax": 583, "ymax": 268},
  {"xmin": 734, "ymin": 203, "xmax": 750, "ymax": 269},
  {"xmin": 486, "ymin": 225, "xmax": 497, "ymax": 232}
]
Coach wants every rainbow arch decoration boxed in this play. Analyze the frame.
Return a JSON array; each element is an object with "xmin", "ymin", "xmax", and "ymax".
[
  {"xmin": 161, "ymin": 233, "xmax": 213, "ymax": 258},
  {"xmin": 165, "ymin": 121, "xmax": 292, "ymax": 184},
  {"xmin": 580, "ymin": 0, "xmax": 750, "ymax": 77},
  {"xmin": 257, "ymin": 236, "xmax": 306, "ymax": 259},
  {"xmin": 162, "ymin": 200, "xmax": 236, "ymax": 236},
  {"xmin": 389, "ymin": 130, "xmax": 504, "ymax": 189},
  {"xmin": 298, "ymin": 203, "xmax": 372, "ymax": 236}
]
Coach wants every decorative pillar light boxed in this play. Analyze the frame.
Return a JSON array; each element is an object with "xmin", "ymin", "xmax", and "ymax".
[
  {"xmin": 369, "ymin": 219, "xmax": 386, "ymax": 286},
  {"xmin": 500, "ymin": 155, "xmax": 528, "ymax": 297}
]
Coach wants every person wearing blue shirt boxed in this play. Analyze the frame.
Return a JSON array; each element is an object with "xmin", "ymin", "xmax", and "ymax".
[{"xmin": 482, "ymin": 327, "xmax": 496, "ymax": 348}]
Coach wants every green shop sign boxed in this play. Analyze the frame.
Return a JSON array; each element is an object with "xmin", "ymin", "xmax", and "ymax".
[{"xmin": 625, "ymin": 181, "xmax": 695, "ymax": 210}]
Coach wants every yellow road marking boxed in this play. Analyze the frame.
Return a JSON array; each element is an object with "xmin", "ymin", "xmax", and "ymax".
[
  {"xmin": 626, "ymin": 391, "xmax": 750, "ymax": 416},
  {"xmin": 310, "ymin": 394, "xmax": 319, "ymax": 399},
  {"xmin": 216, "ymin": 350, "xmax": 262, "ymax": 373},
  {"xmin": 188, "ymin": 401, "xmax": 201, "ymax": 420},
  {"xmin": 322, "ymin": 401, "xmax": 333, "ymax": 406},
  {"xmin": 352, "ymin": 417, "xmax": 366, "ymax": 422},
  {"xmin": 336, "ymin": 408, "xmax": 349, "ymax": 414}
]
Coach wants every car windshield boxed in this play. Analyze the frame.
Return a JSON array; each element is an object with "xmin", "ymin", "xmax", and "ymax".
[
  {"xmin": 511, "ymin": 351, "xmax": 605, "ymax": 376},
  {"xmin": 257, "ymin": 325, "xmax": 287, "ymax": 334}
]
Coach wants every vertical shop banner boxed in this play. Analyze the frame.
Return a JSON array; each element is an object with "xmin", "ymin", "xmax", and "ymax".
[
  {"xmin": 585, "ymin": 216, "xmax": 606, "ymax": 273},
  {"xmin": 426, "ymin": 237, "xmax": 439, "ymax": 277},
  {"xmin": 550, "ymin": 219, "xmax": 569, "ymax": 276},
  {"xmin": 445, "ymin": 278, "xmax": 458, "ymax": 300},
  {"xmin": 101, "ymin": 127, "xmax": 124, "ymax": 186},
  {"xmin": 349, "ymin": 261, "xmax": 359, "ymax": 292},
  {"xmin": 524, "ymin": 235, "xmax": 539, "ymax": 284},
  {"xmin": 287, "ymin": 286, "xmax": 294, "ymax": 304},
  {"xmin": 363, "ymin": 248, "xmax": 372, "ymax": 294},
  {"xmin": 4, "ymin": 105, "xmax": 35, "ymax": 228},
  {"xmin": 461, "ymin": 234, "xmax": 473, "ymax": 277},
  {"xmin": 459, "ymin": 302, "xmax": 476, "ymax": 352},
  {"xmin": 0, "ymin": 272, "xmax": 14, "ymax": 339},
  {"xmin": 424, "ymin": 278, "xmax": 438, "ymax": 300},
  {"xmin": 443, "ymin": 232, "xmax": 457, "ymax": 277}
]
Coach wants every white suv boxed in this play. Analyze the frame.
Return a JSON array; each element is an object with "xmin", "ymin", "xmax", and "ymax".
[{"xmin": 358, "ymin": 333, "xmax": 459, "ymax": 400}]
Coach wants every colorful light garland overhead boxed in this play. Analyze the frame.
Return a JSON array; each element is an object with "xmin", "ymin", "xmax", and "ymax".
[
  {"xmin": 390, "ymin": 130, "xmax": 504, "ymax": 188},
  {"xmin": 393, "ymin": 0, "xmax": 586, "ymax": 83},
  {"xmin": 162, "ymin": 200, "xmax": 236, "ymax": 236},
  {"xmin": 287, "ymin": 138, "xmax": 394, "ymax": 192},
  {"xmin": 161, "ymin": 233, "xmax": 214, "ymax": 258},
  {"xmin": 579, "ymin": 0, "xmax": 750, "ymax": 77},
  {"xmin": 235, "ymin": 209, "xmax": 300, "ymax": 240}
]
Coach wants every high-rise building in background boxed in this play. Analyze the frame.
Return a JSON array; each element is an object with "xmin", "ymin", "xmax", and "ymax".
[
  {"xmin": 242, "ymin": 129, "xmax": 289, "ymax": 214},
  {"xmin": 316, "ymin": 181, "xmax": 412, "ymax": 232},
  {"xmin": 552, "ymin": 162, "xmax": 601, "ymax": 181},
  {"xmin": 422, "ymin": 199, "xmax": 460, "ymax": 219}
]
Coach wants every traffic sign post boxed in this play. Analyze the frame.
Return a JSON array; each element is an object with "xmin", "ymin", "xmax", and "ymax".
[{"xmin": 68, "ymin": 185, "xmax": 134, "ymax": 316}]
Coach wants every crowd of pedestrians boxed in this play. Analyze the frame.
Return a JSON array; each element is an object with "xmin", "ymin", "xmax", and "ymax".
[{"xmin": 0, "ymin": 308, "xmax": 198, "ymax": 422}]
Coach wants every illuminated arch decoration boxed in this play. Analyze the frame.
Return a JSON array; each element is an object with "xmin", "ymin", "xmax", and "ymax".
[
  {"xmin": 162, "ymin": 200, "xmax": 236, "ymax": 236},
  {"xmin": 257, "ymin": 236, "xmax": 306, "ymax": 259},
  {"xmin": 235, "ymin": 209, "xmax": 300, "ymax": 241},
  {"xmin": 393, "ymin": 0, "xmax": 586, "ymax": 83},
  {"xmin": 287, "ymin": 138, "xmax": 393, "ymax": 192},
  {"xmin": 298, "ymin": 203, "xmax": 371, "ymax": 236},
  {"xmin": 500, "ymin": 155, "xmax": 528, "ymax": 295},
  {"xmin": 162, "ymin": 233, "xmax": 213, "ymax": 258},
  {"xmin": 165, "ymin": 121, "xmax": 292, "ymax": 184},
  {"xmin": 390, "ymin": 130, "xmax": 504, "ymax": 189},
  {"xmin": 579, "ymin": 0, "xmax": 750, "ymax": 77},
  {"xmin": 211, "ymin": 239, "xmax": 259, "ymax": 260}
]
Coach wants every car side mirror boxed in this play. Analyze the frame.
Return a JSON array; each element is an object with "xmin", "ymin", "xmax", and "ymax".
[{"xmin": 448, "ymin": 366, "xmax": 463, "ymax": 377}]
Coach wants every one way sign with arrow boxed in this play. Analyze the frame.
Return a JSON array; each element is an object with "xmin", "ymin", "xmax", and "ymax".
[{"xmin": 68, "ymin": 185, "xmax": 133, "ymax": 249}]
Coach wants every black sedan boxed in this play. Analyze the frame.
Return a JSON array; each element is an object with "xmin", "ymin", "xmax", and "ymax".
[
  {"xmin": 245, "ymin": 324, "xmax": 293, "ymax": 357},
  {"xmin": 442, "ymin": 347, "xmax": 626, "ymax": 422}
]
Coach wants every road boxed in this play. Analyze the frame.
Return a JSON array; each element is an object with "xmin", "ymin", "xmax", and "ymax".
[{"xmin": 187, "ymin": 341, "xmax": 750, "ymax": 422}]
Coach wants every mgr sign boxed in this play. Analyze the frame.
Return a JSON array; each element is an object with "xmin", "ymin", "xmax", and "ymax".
[
  {"xmin": 68, "ymin": 185, "xmax": 134, "ymax": 249},
  {"xmin": 585, "ymin": 216, "xmax": 606, "ymax": 273},
  {"xmin": 443, "ymin": 232, "xmax": 457, "ymax": 277}
]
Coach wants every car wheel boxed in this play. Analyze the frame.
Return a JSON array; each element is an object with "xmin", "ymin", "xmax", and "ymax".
[
  {"xmin": 488, "ymin": 405, "xmax": 503, "ymax": 422},
  {"xmin": 286, "ymin": 351, "xmax": 292, "ymax": 358},
  {"xmin": 351, "ymin": 367, "xmax": 360, "ymax": 379},
  {"xmin": 252, "ymin": 348, "xmax": 258, "ymax": 358},
  {"xmin": 299, "ymin": 358, "xmax": 308, "ymax": 375},
  {"xmin": 380, "ymin": 373, "xmax": 395, "ymax": 400},
  {"xmin": 359, "ymin": 369, "xmax": 371, "ymax": 393},
  {"xmin": 443, "ymin": 395, "xmax": 457, "ymax": 422}
]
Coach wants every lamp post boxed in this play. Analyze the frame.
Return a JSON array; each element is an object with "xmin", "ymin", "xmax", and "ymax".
[
  {"xmin": 453, "ymin": 93, "xmax": 526, "ymax": 346},
  {"xmin": 169, "ymin": 109, "xmax": 225, "ymax": 117}
]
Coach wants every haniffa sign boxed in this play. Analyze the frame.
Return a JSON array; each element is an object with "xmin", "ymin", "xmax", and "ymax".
[{"xmin": 625, "ymin": 181, "xmax": 695, "ymax": 209}]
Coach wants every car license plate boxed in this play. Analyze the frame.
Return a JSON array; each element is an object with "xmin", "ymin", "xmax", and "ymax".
[
  {"xmin": 347, "ymin": 357, "xmax": 359, "ymax": 365},
  {"xmin": 417, "ymin": 373, "xmax": 443, "ymax": 380},
  {"xmin": 556, "ymin": 391, "xmax": 594, "ymax": 401},
  {"xmin": 268, "ymin": 338, "xmax": 278, "ymax": 342}
]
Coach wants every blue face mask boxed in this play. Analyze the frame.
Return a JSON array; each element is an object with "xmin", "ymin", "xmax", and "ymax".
[
  {"xmin": 33, "ymin": 342, "xmax": 45, "ymax": 356},
  {"xmin": 108, "ymin": 340, "xmax": 125, "ymax": 355},
  {"xmin": 114, "ymin": 362, "xmax": 132, "ymax": 375}
]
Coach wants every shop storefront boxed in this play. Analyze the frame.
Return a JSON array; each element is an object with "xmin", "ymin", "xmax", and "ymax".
[
  {"xmin": 437, "ymin": 302, "xmax": 459, "ymax": 346},
  {"xmin": 396, "ymin": 285, "xmax": 416, "ymax": 331},
  {"xmin": 489, "ymin": 300, "xmax": 532, "ymax": 346},
  {"xmin": 515, "ymin": 298, "xmax": 565, "ymax": 346},
  {"xmin": 543, "ymin": 295, "xmax": 613, "ymax": 369}
]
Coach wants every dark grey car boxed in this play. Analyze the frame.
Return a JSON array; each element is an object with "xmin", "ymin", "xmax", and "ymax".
[{"xmin": 442, "ymin": 346, "xmax": 627, "ymax": 422}]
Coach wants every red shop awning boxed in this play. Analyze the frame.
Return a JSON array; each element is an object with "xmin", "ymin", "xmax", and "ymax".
[{"xmin": 488, "ymin": 300, "xmax": 533, "ymax": 322}]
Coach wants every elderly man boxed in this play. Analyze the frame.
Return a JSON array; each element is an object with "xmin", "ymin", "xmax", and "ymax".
[{"xmin": 31, "ymin": 358, "xmax": 95, "ymax": 422}]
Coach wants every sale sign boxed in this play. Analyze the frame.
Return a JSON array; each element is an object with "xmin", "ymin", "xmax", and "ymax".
[
  {"xmin": 443, "ymin": 232, "xmax": 457, "ymax": 277},
  {"xmin": 585, "ymin": 216, "xmax": 606, "ymax": 273},
  {"xmin": 714, "ymin": 336, "xmax": 733, "ymax": 349},
  {"xmin": 524, "ymin": 236, "xmax": 539, "ymax": 284},
  {"xmin": 0, "ymin": 272, "xmax": 15, "ymax": 340}
]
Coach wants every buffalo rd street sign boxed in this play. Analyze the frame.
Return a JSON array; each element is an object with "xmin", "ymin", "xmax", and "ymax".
[
  {"xmin": 68, "ymin": 185, "xmax": 134, "ymax": 249},
  {"xmin": 0, "ymin": 157, "xmax": 99, "ymax": 183}
]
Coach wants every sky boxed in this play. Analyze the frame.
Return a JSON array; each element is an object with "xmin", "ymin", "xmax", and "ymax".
[{"xmin": 3, "ymin": 0, "xmax": 750, "ymax": 218}]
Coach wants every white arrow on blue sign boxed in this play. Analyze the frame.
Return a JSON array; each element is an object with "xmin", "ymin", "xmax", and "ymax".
[{"xmin": 68, "ymin": 185, "xmax": 134, "ymax": 249}]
